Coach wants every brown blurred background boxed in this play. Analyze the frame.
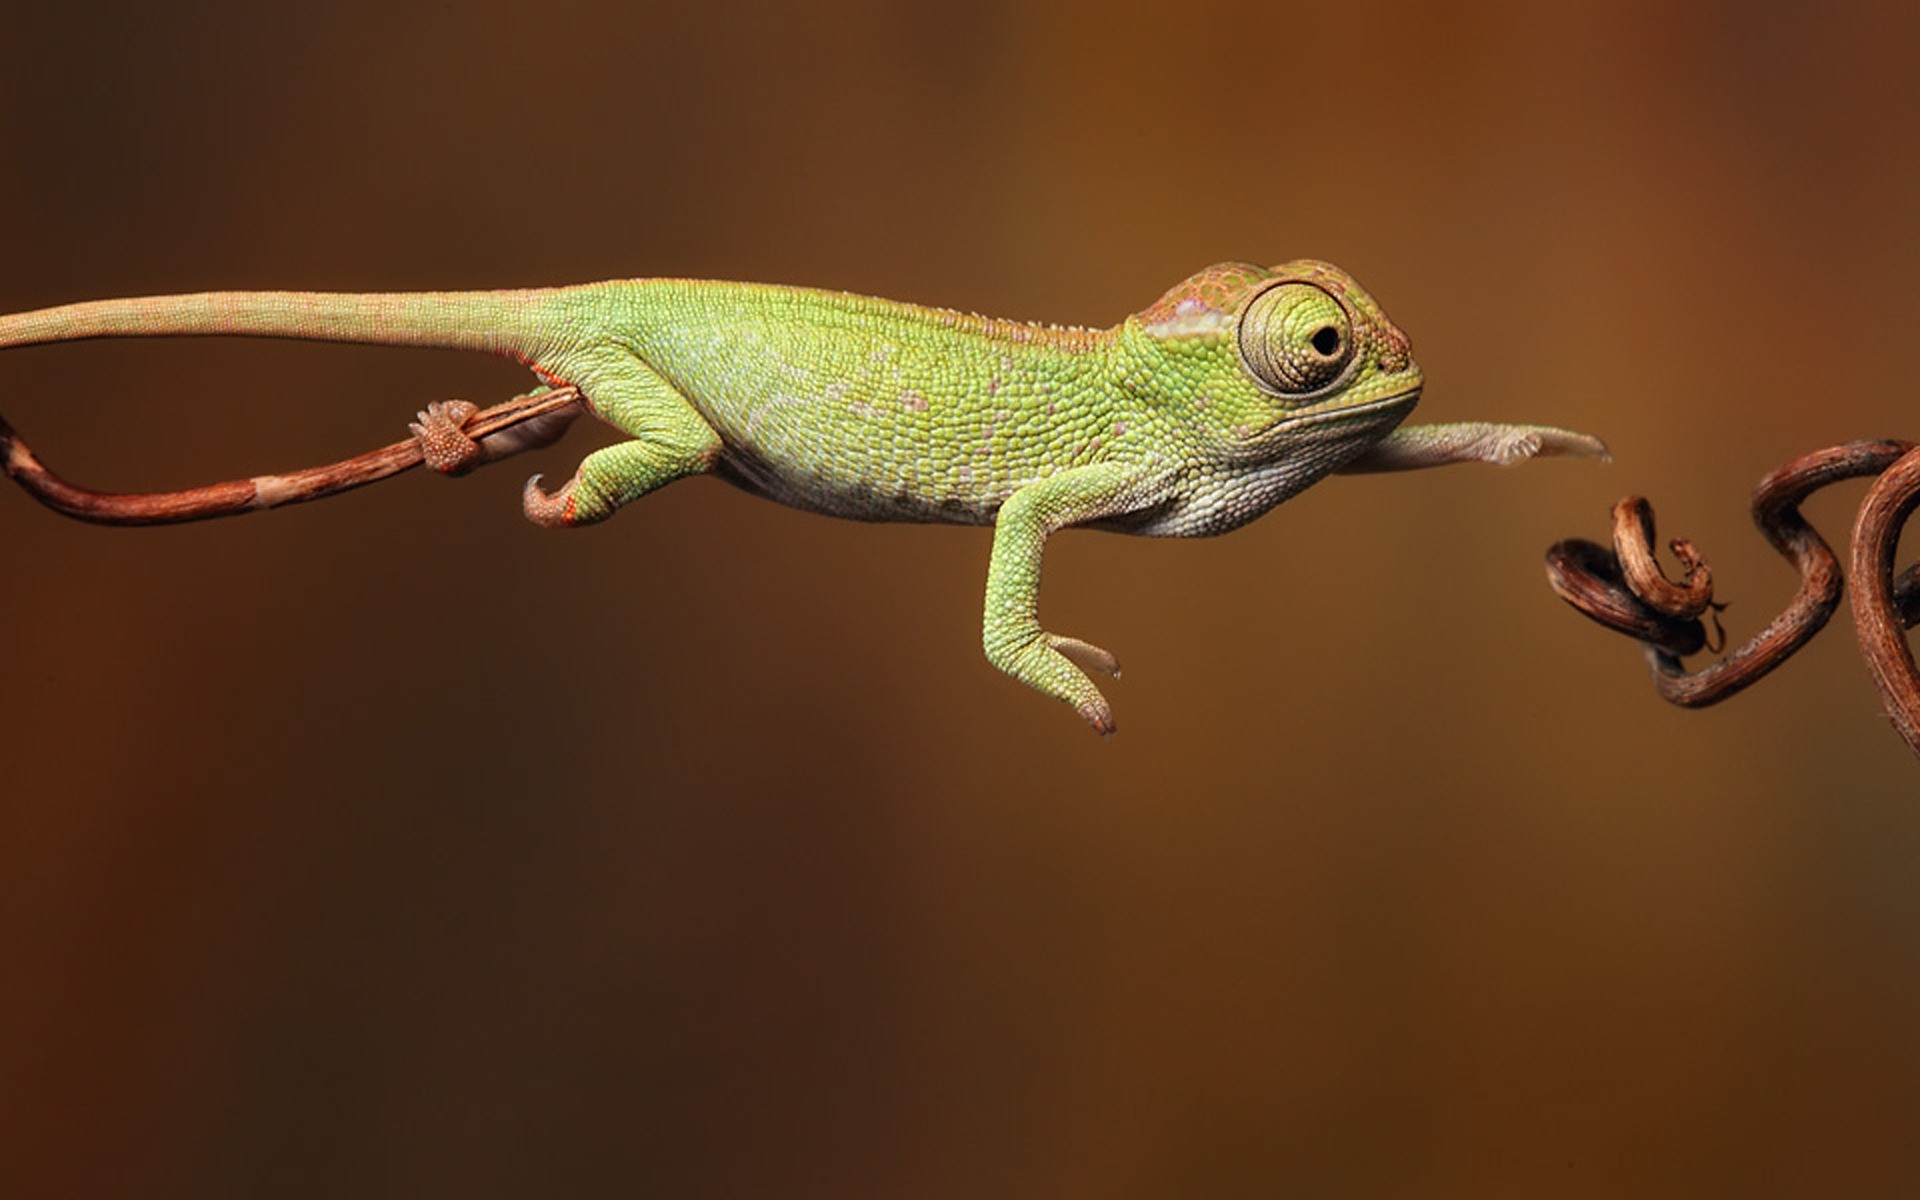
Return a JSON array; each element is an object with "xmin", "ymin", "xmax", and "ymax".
[{"xmin": 3, "ymin": 1, "xmax": 1918, "ymax": 1195}]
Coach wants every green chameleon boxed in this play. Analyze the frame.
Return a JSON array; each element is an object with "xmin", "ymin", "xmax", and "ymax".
[{"xmin": 0, "ymin": 260, "xmax": 1604, "ymax": 733}]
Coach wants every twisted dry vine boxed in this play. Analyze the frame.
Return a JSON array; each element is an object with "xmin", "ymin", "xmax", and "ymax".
[{"xmin": 1545, "ymin": 439, "xmax": 1920, "ymax": 759}]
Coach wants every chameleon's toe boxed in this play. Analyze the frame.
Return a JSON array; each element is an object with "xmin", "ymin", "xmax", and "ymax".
[
  {"xmin": 1538, "ymin": 428, "xmax": 1612, "ymax": 462},
  {"xmin": 1076, "ymin": 697, "xmax": 1117, "ymax": 738},
  {"xmin": 1050, "ymin": 635, "xmax": 1121, "ymax": 680},
  {"xmin": 521, "ymin": 472, "xmax": 575, "ymax": 528},
  {"xmin": 410, "ymin": 399, "xmax": 485, "ymax": 475},
  {"xmin": 985, "ymin": 631, "xmax": 1122, "ymax": 736},
  {"xmin": 1489, "ymin": 431, "xmax": 1544, "ymax": 466},
  {"xmin": 1497, "ymin": 426, "xmax": 1610, "ymax": 465}
]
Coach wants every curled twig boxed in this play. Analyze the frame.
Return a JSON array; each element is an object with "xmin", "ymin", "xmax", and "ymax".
[
  {"xmin": 0, "ymin": 386, "xmax": 581, "ymax": 525},
  {"xmin": 1609, "ymin": 496, "xmax": 1717, "ymax": 624},
  {"xmin": 1543, "ymin": 536, "xmax": 1708, "ymax": 657},
  {"xmin": 1546, "ymin": 438, "xmax": 1920, "ymax": 759}
]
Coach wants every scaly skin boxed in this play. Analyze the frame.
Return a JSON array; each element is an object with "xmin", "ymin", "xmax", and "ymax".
[{"xmin": 0, "ymin": 261, "xmax": 1606, "ymax": 732}]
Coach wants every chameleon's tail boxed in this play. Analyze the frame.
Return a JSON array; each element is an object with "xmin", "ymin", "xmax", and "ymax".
[{"xmin": 0, "ymin": 288, "xmax": 573, "ymax": 364}]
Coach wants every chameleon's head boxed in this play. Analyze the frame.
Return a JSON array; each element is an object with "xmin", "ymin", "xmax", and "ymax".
[{"xmin": 1133, "ymin": 259, "xmax": 1423, "ymax": 455}]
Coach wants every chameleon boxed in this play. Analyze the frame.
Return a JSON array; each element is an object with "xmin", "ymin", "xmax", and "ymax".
[{"xmin": 0, "ymin": 260, "xmax": 1605, "ymax": 733}]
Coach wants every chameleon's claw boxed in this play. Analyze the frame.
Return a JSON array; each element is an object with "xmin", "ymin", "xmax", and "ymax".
[
  {"xmin": 521, "ymin": 472, "xmax": 573, "ymax": 528},
  {"xmin": 410, "ymin": 399, "xmax": 485, "ymax": 475}
]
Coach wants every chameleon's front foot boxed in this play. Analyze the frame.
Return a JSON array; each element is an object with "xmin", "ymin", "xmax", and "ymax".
[
  {"xmin": 986, "ymin": 630, "xmax": 1123, "ymax": 736},
  {"xmin": 1339, "ymin": 422, "xmax": 1610, "ymax": 473},
  {"xmin": 1483, "ymin": 425, "xmax": 1610, "ymax": 466}
]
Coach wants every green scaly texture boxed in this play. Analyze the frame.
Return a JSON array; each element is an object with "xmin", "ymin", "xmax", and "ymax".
[{"xmin": 0, "ymin": 261, "xmax": 1607, "ymax": 731}]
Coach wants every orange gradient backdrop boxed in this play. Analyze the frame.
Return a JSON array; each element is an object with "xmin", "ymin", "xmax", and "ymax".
[{"xmin": 3, "ymin": 2, "xmax": 1917, "ymax": 1195}]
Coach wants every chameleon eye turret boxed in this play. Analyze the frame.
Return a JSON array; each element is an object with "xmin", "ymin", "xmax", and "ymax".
[{"xmin": 1236, "ymin": 281, "xmax": 1355, "ymax": 398}]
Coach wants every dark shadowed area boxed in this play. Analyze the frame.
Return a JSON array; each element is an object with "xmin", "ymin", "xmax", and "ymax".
[{"xmin": 3, "ymin": 2, "xmax": 1918, "ymax": 1195}]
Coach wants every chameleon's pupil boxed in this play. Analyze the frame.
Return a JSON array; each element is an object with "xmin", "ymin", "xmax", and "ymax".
[{"xmin": 1236, "ymin": 281, "xmax": 1356, "ymax": 396}]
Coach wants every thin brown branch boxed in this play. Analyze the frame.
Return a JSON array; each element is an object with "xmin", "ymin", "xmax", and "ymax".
[
  {"xmin": 0, "ymin": 387, "xmax": 581, "ymax": 526},
  {"xmin": 1609, "ymin": 495, "xmax": 1715, "ymax": 620}
]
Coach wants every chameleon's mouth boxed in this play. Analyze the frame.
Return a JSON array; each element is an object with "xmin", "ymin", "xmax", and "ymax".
[{"xmin": 1284, "ymin": 386, "xmax": 1421, "ymax": 431}]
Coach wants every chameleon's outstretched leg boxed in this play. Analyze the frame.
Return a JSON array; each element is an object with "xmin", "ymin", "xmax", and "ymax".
[
  {"xmin": 523, "ymin": 363, "xmax": 721, "ymax": 527},
  {"xmin": 1338, "ymin": 422, "xmax": 1609, "ymax": 472},
  {"xmin": 983, "ymin": 462, "xmax": 1165, "ymax": 735}
]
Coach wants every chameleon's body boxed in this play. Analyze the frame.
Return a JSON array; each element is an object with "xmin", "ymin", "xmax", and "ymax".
[{"xmin": 0, "ymin": 261, "xmax": 1604, "ymax": 731}]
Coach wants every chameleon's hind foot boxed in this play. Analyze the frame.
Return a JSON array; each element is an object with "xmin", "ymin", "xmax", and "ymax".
[
  {"xmin": 522, "ymin": 472, "xmax": 577, "ymax": 528},
  {"xmin": 412, "ymin": 394, "xmax": 584, "ymax": 478},
  {"xmin": 522, "ymin": 437, "xmax": 720, "ymax": 529},
  {"xmin": 410, "ymin": 400, "xmax": 485, "ymax": 475}
]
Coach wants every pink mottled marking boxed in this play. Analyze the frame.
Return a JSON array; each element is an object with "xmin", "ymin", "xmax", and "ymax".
[
  {"xmin": 1134, "ymin": 262, "xmax": 1272, "ymax": 328},
  {"xmin": 900, "ymin": 390, "xmax": 929, "ymax": 412}
]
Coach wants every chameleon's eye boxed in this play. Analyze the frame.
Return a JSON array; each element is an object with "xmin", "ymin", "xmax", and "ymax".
[{"xmin": 1237, "ymin": 282, "xmax": 1356, "ymax": 397}]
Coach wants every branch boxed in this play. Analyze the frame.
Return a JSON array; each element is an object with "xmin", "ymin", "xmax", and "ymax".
[{"xmin": 0, "ymin": 386, "xmax": 582, "ymax": 526}]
